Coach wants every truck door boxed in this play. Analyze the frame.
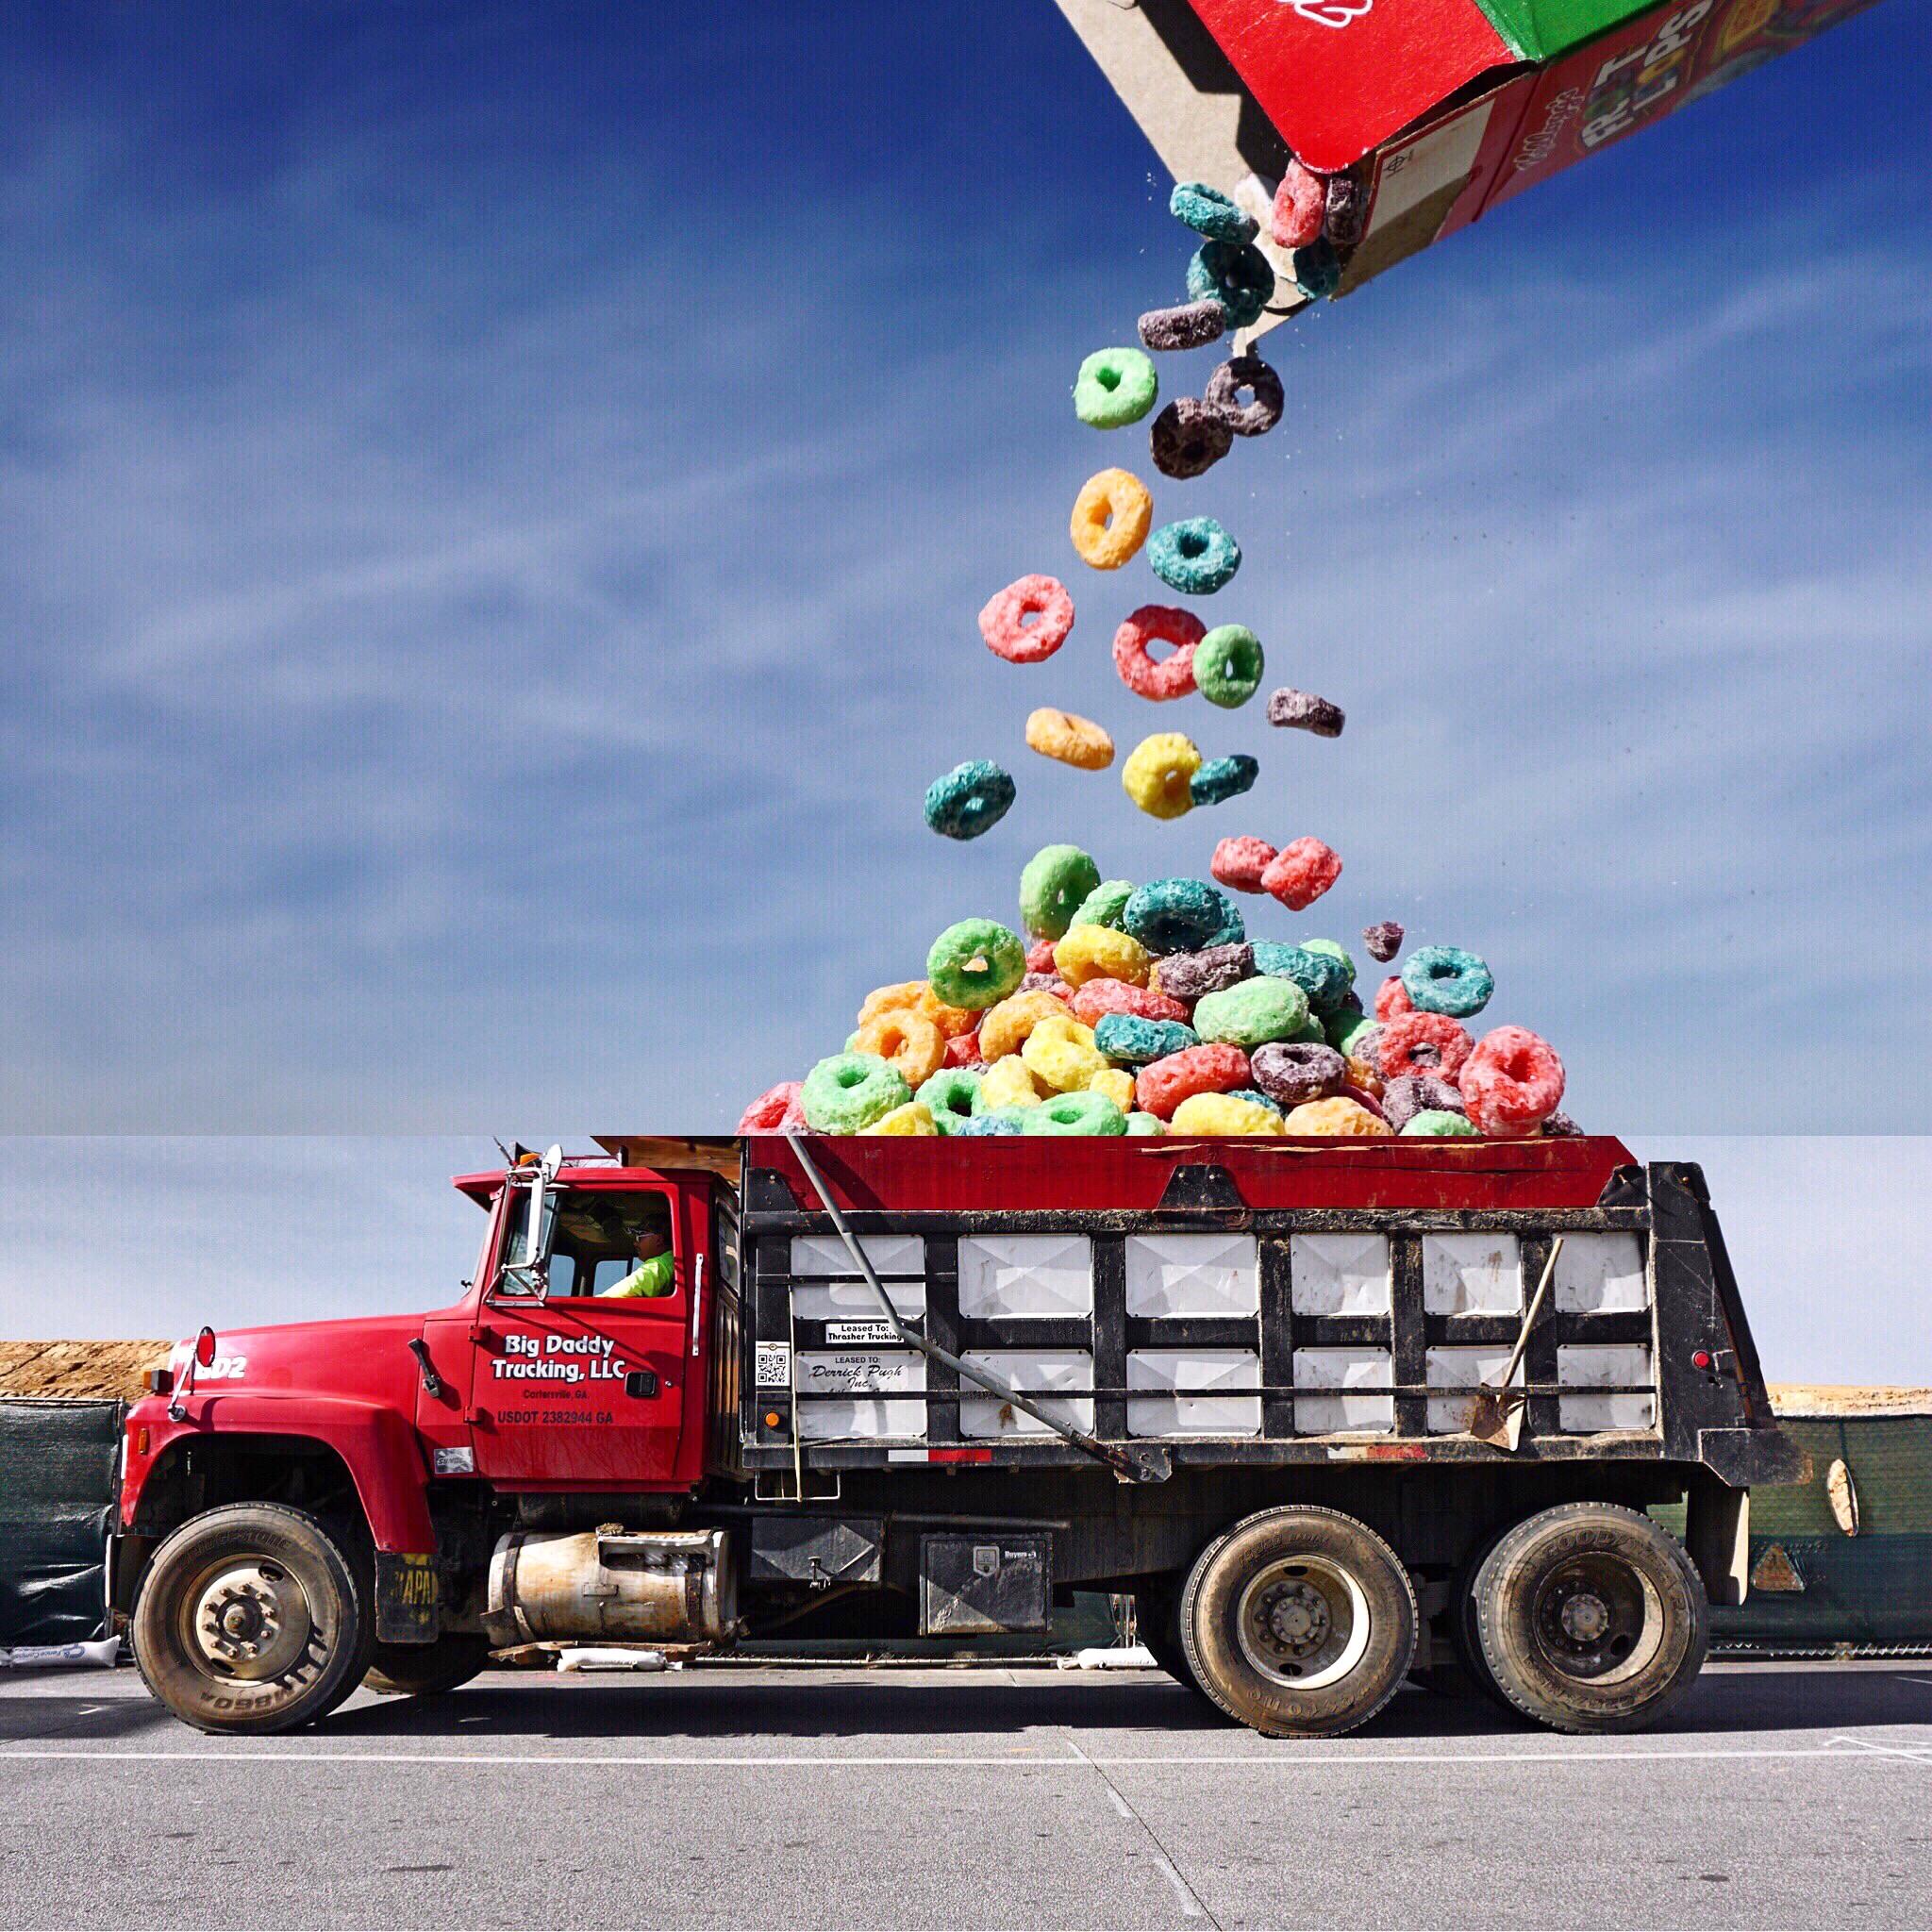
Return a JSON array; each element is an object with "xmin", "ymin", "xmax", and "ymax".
[{"xmin": 469, "ymin": 1176, "xmax": 697, "ymax": 1486}]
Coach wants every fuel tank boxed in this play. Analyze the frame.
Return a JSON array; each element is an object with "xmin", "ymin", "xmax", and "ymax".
[{"xmin": 483, "ymin": 1526, "xmax": 736, "ymax": 1646}]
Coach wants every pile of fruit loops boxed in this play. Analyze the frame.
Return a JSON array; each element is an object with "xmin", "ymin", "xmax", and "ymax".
[
  {"xmin": 738, "ymin": 844, "xmax": 1574, "ymax": 1141},
  {"xmin": 747, "ymin": 180, "xmax": 1575, "ymax": 1138}
]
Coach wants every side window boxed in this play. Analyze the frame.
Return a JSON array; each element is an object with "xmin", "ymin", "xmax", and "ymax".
[
  {"xmin": 589, "ymin": 1258, "xmax": 634, "ymax": 1296},
  {"xmin": 550, "ymin": 1191, "xmax": 679, "ymax": 1299}
]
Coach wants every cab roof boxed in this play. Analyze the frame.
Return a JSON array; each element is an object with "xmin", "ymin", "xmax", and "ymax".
[{"xmin": 453, "ymin": 1136, "xmax": 740, "ymax": 1207}]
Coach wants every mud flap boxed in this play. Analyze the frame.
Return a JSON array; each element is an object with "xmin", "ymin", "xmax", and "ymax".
[
  {"xmin": 1685, "ymin": 1475, "xmax": 1749, "ymax": 1609},
  {"xmin": 375, "ymin": 1551, "xmax": 440, "ymax": 1644}
]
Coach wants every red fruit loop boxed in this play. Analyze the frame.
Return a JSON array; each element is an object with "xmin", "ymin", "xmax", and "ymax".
[
  {"xmin": 1260, "ymin": 837, "xmax": 1341, "ymax": 911},
  {"xmin": 943, "ymin": 1030, "xmax": 981, "ymax": 1069},
  {"xmin": 1135, "ymin": 1042, "xmax": 1251, "ymax": 1121},
  {"xmin": 1113, "ymin": 605, "xmax": 1203, "ymax": 701},
  {"xmin": 1375, "ymin": 1012, "xmax": 1474, "ymax": 1082},
  {"xmin": 1459, "ymin": 1025, "xmax": 1566, "ymax": 1139},
  {"xmin": 1211, "ymin": 836, "xmax": 1276, "ymax": 893},
  {"xmin": 1271, "ymin": 161, "xmax": 1327, "ymax": 251},
  {"xmin": 1070, "ymin": 977, "xmax": 1190, "ymax": 1028},
  {"xmin": 978, "ymin": 575, "xmax": 1074, "ymax": 665},
  {"xmin": 1374, "ymin": 974, "xmax": 1413, "ymax": 1023},
  {"xmin": 1024, "ymin": 937, "xmax": 1059, "ymax": 974},
  {"xmin": 737, "ymin": 1081, "xmax": 805, "ymax": 1132}
]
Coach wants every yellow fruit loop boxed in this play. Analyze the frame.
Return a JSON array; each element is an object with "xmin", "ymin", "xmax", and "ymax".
[
  {"xmin": 1122, "ymin": 733, "xmax": 1201, "ymax": 820},
  {"xmin": 980, "ymin": 1056, "xmax": 1043, "ymax": 1110},
  {"xmin": 857, "ymin": 981, "xmax": 925, "ymax": 1027},
  {"xmin": 1171, "ymin": 1092, "xmax": 1286, "ymax": 1136},
  {"xmin": 1054, "ymin": 924, "xmax": 1153, "ymax": 989},
  {"xmin": 861, "ymin": 1101, "xmax": 939, "ymax": 1136},
  {"xmin": 1283, "ymin": 1097, "xmax": 1392, "ymax": 1137},
  {"xmin": 853, "ymin": 1010, "xmax": 945, "ymax": 1090},
  {"xmin": 1090, "ymin": 1067, "xmax": 1136, "ymax": 1112},
  {"xmin": 1069, "ymin": 468, "xmax": 1153, "ymax": 571},
  {"xmin": 978, "ymin": 989, "xmax": 1073, "ymax": 1062},
  {"xmin": 1025, "ymin": 707, "xmax": 1115, "ymax": 772},
  {"xmin": 1021, "ymin": 1013, "xmax": 1108, "ymax": 1093}
]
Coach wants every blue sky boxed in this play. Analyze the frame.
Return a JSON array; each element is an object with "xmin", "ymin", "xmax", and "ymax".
[{"xmin": 2, "ymin": 1, "xmax": 1928, "ymax": 1135}]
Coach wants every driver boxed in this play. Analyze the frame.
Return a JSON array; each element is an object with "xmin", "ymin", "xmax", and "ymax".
[{"xmin": 600, "ymin": 1227, "xmax": 675, "ymax": 1299}]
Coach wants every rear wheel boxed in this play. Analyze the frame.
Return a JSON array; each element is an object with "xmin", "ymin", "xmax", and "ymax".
[
  {"xmin": 365, "ymin": 1634, "xmax": 492, "ymax": 1698},
  {"xmin": 1473, "ymin": 1502, "xmax": 1707, "ymax": 1734},
  {"xmin": 132, "ymin": 1504, "xmax": 374, "ymax": 1736},
  {"xmin": 1180, "ymin": 1507, "xmax": 1417, "ymax": 1738},
  {"xmin": 1442, "ymin": 1525, "xmax": 1515, "ymax": 1711}
]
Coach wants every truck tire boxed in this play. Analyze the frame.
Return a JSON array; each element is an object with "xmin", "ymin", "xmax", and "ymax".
[
  {"xmin": 1472, "ymin": 1502, "xmax": 1708, "ymax": 1735},
  {"xmin": 1134, "ymin": 1580, "xmax": 1210, "ymax": 1698},
  {"xmin": 364, "ymin": 1634, "xmax": 492, "ymax": 1698},
  {"xmin": 1179, "ymin": 1507, "xmax": 1417, "ymax": 1738},
  {"xmin": 1441, "ymin": 1526, "xmax": 1514, "ymax": 1711},
  {"xmin": 132, "ymin": 1504, "xmax": 375, "ymax": 1736}
]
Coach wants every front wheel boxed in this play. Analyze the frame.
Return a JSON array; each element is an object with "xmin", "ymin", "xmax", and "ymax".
[
  {"xmin": 1473, "ymin": 1502, "xmax": 1707, "ymax": 1734},
  {"xmin": 132, "ymin": 1504, "xmax": 374, "ymax": 1735},
  {"xmin": 365, "ymin": 1634, "xmax": 492, "ymax": 1698},
  {"xmin": 1180, "ymin": 1507, "xmax": 1417, "ymax": 1737}
]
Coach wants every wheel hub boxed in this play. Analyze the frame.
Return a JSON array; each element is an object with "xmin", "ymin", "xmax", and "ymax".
[
  {"xmin": 1264, "ymin": 1584, "xmax": 1331, "ymax": 1652},
  {"xmin": 1558, "ymin": 1591, "xmax": 1610, "ymax": 1643},
  {"xmin": 187, "ymin": 1558, "xmax": 314, "ymax": 1682},
  {"xmin": 1533, "ymin": 1555, "xmax": 1652, "ymax": 1681},
  {"xmin": 1234, "ymin": 1557, "xmax": 1370, "ymax": 1691}
]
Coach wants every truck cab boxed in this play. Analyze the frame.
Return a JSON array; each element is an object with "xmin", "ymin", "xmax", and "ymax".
[{"xmin": 118, "ymin": 1143, "xmax": 735, "ymax": 1730}]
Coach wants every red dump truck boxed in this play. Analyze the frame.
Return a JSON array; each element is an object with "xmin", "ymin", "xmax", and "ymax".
[{"xmin": 117, "ymin": 1133, "xmax": 1801, "ymax": 1738}]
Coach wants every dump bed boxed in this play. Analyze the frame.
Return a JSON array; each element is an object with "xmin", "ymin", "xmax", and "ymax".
[{"xmin": 735, "ymin": 1136, "xmax": 1800, "ymax": 1485}]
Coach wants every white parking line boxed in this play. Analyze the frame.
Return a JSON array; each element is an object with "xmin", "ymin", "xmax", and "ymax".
[
  {"xmin": 1826, "ymin": 1733, "xmax": 1932, "ymax": 1767},
  {"xmin": 0, "ymin": 1743, "xmax": 1926, "ymax": 1769}
]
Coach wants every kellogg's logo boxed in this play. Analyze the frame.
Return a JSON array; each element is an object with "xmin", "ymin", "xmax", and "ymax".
[{"xmin": 1272, "ymin": 0, "xmax": 1374, "ymax": 25}]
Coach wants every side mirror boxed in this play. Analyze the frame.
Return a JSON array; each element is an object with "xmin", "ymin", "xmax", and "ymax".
[
  {"xmin": 493, "ymin": 1143, "xmax": 564, "ymax": 1300},
  {"xmin": 171, "ymin": 1325, "xmax": 217, "ymax": 1421},
  {"xmin": 522, "ymin": 1143, "xmax": 563, "ymax": 1268}
]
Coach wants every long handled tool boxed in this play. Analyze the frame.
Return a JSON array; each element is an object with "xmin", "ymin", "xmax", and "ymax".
[
  {"xmin": 1465, "ymin": 1235, "xmax": 1565, "ymax": 1451},
  {"xmin": 784, "ymin": 1133, "xmax": 1169, "ymax": 1483}
]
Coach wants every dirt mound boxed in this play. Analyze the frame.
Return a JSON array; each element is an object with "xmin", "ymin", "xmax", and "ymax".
[
  {"xmin": 1769, "ymin": 1383, "xmax": 1932, "ymax": 1418},
  {"xmin": 0, "ymin": 1341, "xmax": 170, "ymax": 1401}
]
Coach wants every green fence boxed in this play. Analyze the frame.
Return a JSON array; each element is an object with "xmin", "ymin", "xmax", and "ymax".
[
  {"xmin": 1657, "ymin": 1410, "xmax": 1932, "ymax": 1654},
  {"xmin": 0, "ymin": 1399, "xmax": 121, "ymax": 1647}
]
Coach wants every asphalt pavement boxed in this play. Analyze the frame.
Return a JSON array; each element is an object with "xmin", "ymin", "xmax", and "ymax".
[{"xmin": 2, "ymin": 1659, "xmax": 1930, "ymax": 1929}]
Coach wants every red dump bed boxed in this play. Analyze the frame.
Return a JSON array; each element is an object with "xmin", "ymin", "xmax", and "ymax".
[{"xmin": 742, "ymin": 1134, "xmax": 1639, "ymax": 1215}]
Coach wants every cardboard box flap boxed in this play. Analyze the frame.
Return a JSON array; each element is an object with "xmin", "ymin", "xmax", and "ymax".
[
  {"xmin": 1479, "ymin": 0, "xmax": 1667, "ymax": 58},
  {"xmin": 1185, "ymin": 0, "xmax": 1517, "ymax": 169}
]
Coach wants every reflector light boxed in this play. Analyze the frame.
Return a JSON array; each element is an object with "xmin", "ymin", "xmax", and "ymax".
[
  {"xmin": 764, "ymin": 1411, "xmax": 781, "ymax": 1428},
  {"xmin": 1691, "ymin": 1349, "xmax": 1712, "ymax": 1370},
  {"xmin": 136, "ymin": 1426, "xmax": 150, "ymax": 1456}
]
